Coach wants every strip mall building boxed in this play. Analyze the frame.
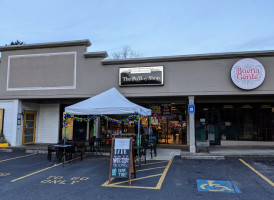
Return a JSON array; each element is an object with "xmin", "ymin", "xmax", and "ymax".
[{"xmin": 0, "ymin": 39, "xmax": 273, "ymax": 153}]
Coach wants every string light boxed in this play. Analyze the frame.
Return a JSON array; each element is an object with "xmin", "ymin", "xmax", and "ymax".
[{"xmin": 63, "ymin": 112, "xmax": 140, "ymax": 127}]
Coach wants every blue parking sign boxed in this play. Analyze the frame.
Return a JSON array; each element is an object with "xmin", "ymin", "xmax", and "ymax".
[{"xmin": 188, "ymin": 104, "xmax": 195, "ymax": 114}]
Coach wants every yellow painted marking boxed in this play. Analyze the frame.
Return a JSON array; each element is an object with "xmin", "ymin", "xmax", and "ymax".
[
  {"xmin": 136, "ymin": 166, "xmax": 166, "ymax": 172},
  {"xmin": 200, "ymin": 180, "xmax": 233, "ymax": 191},
  {"xmin": 102, "ymin": 157, "xmax": 174, "ymax": 190},
  {"xmin": 102, "ymin": 184, "xmax": 158, "ymax": 190},
  {"xmin": 11, "ymin": 164, "xmax": 62, "ymax": 182},
  {"xmin": 239, "ymin": 159, "xmax": 274, "ymax": 187},
  {"xmin": 155, "ymin": 156, "xmax": 174, "ymax": 189},
  {"xmin": 40, "ymin": 176, "xmax": 89, "ymax": 185},
  {"xmin": 101, "ymin": 173, "xmax": 162, "ymax": 188},
  {"xmin": 0, "ymin": 172, "xmax": 10, "ymax": 176},
  {"xmin": 10, "ymin": 156, "xmax": 85, "ymax": 182},
  {"xmin": 111, "ymin": 174, "xmax": 162, "ymax": 185},
  {"xmin": 0, "ymin": 153, "xmax": 36, "ymax": 163}
]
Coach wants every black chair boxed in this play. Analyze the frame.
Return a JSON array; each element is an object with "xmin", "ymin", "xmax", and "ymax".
[
  {"xmin": 47, "ymin": 145, "xmax": 55, "ymax": 162},
  {"xmin": 47, "ymin": 139, "xmax": 66, "ymax": 162},
  {"xmin": 85, "ymin": 137, "xmax": 102, "ymax": 156},
  {"xmin": 93, "ymin": 138, "xmax": 103, "ymax": 156},
  {"xmin": 85, "ymin": 136, "xmax": 96, "ymax": 153},
  {"xmin": 148, "ymin": 136, "xmax": 157, "ymax": 159},
  {"xmin": 62, "ymin": 140, "xmax": 76, "ymax": 162},
  {"xmin": 48, "ymin": 140, "xmax": 76, "ymax": 164},
  {"xmin": 134, "ymin": 139, "xmax": 147, "ymax": 164},
  {"xmin": 140, "ymin": 138, "xmax": 148, "ymax": 164},
  {"xmin": 74, "ymin": 139, "xmax": 85, "ymax": 160}
]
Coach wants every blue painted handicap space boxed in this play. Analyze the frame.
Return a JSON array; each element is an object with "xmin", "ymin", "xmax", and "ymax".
[{"xmin": 196, "ymin": 179, "xmax": 241, "ymax": 193}]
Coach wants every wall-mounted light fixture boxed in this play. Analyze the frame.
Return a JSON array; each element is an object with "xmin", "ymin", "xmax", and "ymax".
[
  {"xmin": 17, "ymin": 113, "xmax": 21, "ymax": 125},
  {"xmin": 17, "ymin": 109, "xmax": 25, "ymax": 125}
]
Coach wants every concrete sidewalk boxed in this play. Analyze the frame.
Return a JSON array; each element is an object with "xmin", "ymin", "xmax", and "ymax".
[
  {"xmin": 210, "ymin": 145, "xmax": 274, "ymax": 155},
  {"xmin": 181, "ymin": 145, "xmax": 274, "ymax": 160},
  {"xmin": 1, "ymin": 144, "xmax": 273, "ymax": 160},
  {"xmin": 0, "ymin": 144, "xmax": 49, "ymax": 153}
]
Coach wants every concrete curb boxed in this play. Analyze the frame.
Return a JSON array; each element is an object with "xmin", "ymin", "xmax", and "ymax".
[
  {"xmin": 0, "ymin": 148, "xmax": 13, "ymax": 152},
  {"xmin": 181, "ymin": 154, "xmax": 274, "ymax": 159},
  {"xmin": 181, "ymin": 155, "xmax": 225, "ymax": 160},
  {"xmin": 26, "ymin": 150, "xmax": 48, "ymax": 154},
  {"xmin": 85, "ymin": 152, "xmax": 110, "ymax": 156}
]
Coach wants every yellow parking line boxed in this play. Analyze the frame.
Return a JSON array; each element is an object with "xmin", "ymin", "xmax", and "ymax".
[
  {"xmin": 11, "ymin": 163, "xmax": 62, "ymax": 182},
  {"xmin": 239, "ymin": 159, "xmax": 274, "ymax": 187},
  {"xmin": 102, "ymin": 184, "xmax": 158, "ymax": 190},
  {"xmin": 0, "ymin": 153, "xmax": 36, "ymax": 163},
  {"xmin": 101, "ymin": 173, "xmax": 162, "ymax": 188},
  {"xmin": 136, "ymin": 166, "xmax": 166, "ymax": 172},
  {"xmin": 11, "ymin": 156, "xmax": 85, "ymax": 182},
  {"xmin": 111, "ymin": 174, "xmax": 162, "ymax": 185},
  {"xmin": 155, "ymin": 156, "xmax": 174, "ymax": 189},
  {"xmin": 102, "ymin": 156, "xmax": 175, "ymax": 190}
]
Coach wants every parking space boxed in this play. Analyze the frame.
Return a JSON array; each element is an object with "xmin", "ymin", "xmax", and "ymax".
[
  {"xmin": 102, "ymin": 159, "xmax": 172, "ymax": 189},
  {"xmin": 0, "ymin": 152, "xmax": 35, "ymax": 162},
  {"xmin": 163, "ymin": 157, "xmax": 274, "ymax": 200},
  {"xmin": 0, "ymin": 153, "xmax": 51, "ymax": 184},
  {"xmin": 239, "ymin": 157, "xmax": 274, "ymax": 187},
  {"xmin": 0, "ymin": 152, "xmax": 273, "ymax": 200}
]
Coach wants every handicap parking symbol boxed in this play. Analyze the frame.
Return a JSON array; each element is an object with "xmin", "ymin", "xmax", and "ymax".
[{"xmin": 196, "ymin": 179, "xmax": 241, "ymax": 193}]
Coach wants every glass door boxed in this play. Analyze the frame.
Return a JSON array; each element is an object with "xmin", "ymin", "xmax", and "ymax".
[
  {"xmin": 206, "ymin": 110, "xmax": 220, "ymax": 145},
  {"xmin": 22, "ymin": 111, "xmax": 37, "ymax": 145}
]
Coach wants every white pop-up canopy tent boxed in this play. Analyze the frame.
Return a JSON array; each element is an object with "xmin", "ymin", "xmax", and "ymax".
[
  {"xmin": 64, "ymin": 87, "xmax": 151, "ymax": 147},
  {"xmin": 65, "ymin": 87, "xmax": 151, "ymax": 116}
]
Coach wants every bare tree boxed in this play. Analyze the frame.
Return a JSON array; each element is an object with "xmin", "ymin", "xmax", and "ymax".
[
  {"xmin": 6, "ymin": 40, "xmax": 25, "ymax": 46},
  {"xmin": 111, "ymin": 45, "xmax": 141, "ymax": 59}
]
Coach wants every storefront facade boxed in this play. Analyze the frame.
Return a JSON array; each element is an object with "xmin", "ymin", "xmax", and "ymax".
[{"xmin": 0, "ymin": 39, "xmax": 273, "ymax": 152}]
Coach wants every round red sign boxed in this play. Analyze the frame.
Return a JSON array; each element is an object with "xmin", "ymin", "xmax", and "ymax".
[{"xmin": 231, "ymin": 58, "xmax": 265, "ymax": 90}]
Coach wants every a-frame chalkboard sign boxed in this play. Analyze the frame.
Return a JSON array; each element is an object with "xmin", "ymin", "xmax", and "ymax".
[{"xmin": 109, "ymin": 138, "xmax": 136, "ymax": 184}]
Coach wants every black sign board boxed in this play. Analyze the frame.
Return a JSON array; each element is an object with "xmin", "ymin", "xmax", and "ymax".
[
  {"xmin": 119, "ymin": 66, "xmax": 164, "ymax": 86},
  {"xmin": 150, "ymin": 104, "xmax": 172, "ymax": 117},
  {"xmin": 161, "ymin": 104, "xmax": 172, "ymax": 116},
  {"xmin": 109, "ymin": 138, "xmax": 135, "ymax": 184}
]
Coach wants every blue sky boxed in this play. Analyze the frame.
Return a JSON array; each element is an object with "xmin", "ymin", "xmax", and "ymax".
[{"xmin": 1, "ymin": 0, "xmax": 274, "ymax": 58}]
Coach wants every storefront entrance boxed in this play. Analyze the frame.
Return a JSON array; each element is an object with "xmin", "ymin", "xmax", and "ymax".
[
  {"xmin": 149, "ymin": 104, "xmax": 187, "ymax": 145},
  {"xmin": 96, "ymin": 103, "xmax": 187, "ymax": 146},
  {"xmin": 22, "ymin": 111, "xmax": 37, "ymax": 145},
  {"xmin": 195, "ymin": 103, "xmax": 274, "ymax": 144}
]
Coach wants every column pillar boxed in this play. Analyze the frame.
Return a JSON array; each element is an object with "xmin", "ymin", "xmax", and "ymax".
[
  {"xmin": 86, "ymin": 121, "xmax": 90, "ymax": 140},
  {"xmin": 95, "ymin": 117, "xmax": 100, "ymax": 138},
  {"xmin": 188, "ymin": 96, "xmax": 196, "ymax": 153}
]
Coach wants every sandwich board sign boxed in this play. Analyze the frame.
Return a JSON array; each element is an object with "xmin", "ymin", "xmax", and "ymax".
[{"xmin": 109, "ymin": 138, "xmax": 135, "ymax": 184}]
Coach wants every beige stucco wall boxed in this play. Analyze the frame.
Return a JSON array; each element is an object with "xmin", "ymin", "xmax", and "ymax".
[{"xmin": 0, "ymin": 43, "xmax": 274, "ymax": 100}]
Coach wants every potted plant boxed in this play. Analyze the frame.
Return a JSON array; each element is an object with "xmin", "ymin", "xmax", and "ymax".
[
  {"xmin": 221, "ymin": 134, "xmax": 227, "ymax": 140},
  {"xmin": 0, "ymin": 133, "xmax": 9, "ymax": 147}
]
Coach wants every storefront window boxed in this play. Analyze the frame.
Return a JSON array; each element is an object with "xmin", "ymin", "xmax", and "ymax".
[{"xmin": 196, "ymin": 103, "xmax": 274, "ymax": 143}]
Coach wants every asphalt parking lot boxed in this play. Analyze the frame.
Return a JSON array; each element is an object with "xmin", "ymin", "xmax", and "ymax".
[{"xmin": 0, "ymin": 151, "xmax": 273, "ymax": 200}]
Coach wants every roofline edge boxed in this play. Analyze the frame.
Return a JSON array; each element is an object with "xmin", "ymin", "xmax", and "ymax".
[
  {"xmin": 84, "ymin": 51, "xmax": 108, "ymax": 58},
  {"xmin": 0, "ymin": 39, "xmax": 92, "ymax": 51},
  {"xmin": 102, "ymin": 50, "xmax": 274, "ymax": 65}
]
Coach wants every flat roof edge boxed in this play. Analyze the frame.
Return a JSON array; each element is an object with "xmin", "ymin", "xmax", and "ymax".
[
  {"xmin": 0, "ymin": 39, "xmax": 91, "ymax": 51},
  {"xmin": 84, "ymin": 51, "xmax": 108, "ymax": 58},
  {"xmin": 102, "ymin": 50, "xmax": 274, "ymax": 65}
]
